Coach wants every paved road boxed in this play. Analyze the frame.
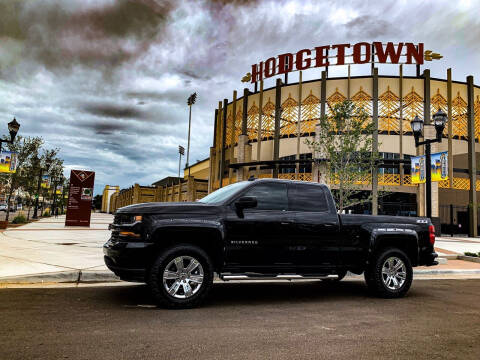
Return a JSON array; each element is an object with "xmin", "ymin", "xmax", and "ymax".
[{"xmin": 1, "ymin": 279, "xmax": 479, "ymax": 360}]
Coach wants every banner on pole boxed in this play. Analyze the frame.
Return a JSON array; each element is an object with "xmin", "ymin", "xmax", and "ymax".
[
  {"xmin": 0, "ymin": 151, "xmax": 18, "ymax": 173},
  {"xmin": 41, "ymin": 175, "xmax": 50, "ymax": 188},
  {"xmin": 431, "ymin": 151, "xmax": 448, "ymax": 182},
  {"xmin": 56, "ymin": 184, "xmax": 63, "ymax": 195},
  {"xmin": 65, "ymin": 170, "xmax": 95, "ymax": 227},
  {"xmin": 411, "ymin": 155, "xmax": 426, "ymax": 184}
]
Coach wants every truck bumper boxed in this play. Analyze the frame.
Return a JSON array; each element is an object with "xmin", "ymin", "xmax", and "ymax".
[
  {"xmin": 420, "ymin": 251, "xmax": 439, "ymax": 266},
  {"xmin": 103, "ymin": 238, "xmax": 155, "ymax": 282}
]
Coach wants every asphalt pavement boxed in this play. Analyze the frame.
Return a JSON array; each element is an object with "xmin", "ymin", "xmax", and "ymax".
[{"xmin": 1, "ymin": 279, "xmax": 479, "ymax": 360}]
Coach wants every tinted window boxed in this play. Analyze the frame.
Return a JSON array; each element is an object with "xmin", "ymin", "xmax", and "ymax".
[
  {"xmin": 198, "ymin": 181, "xmax": 250, "ymax": 204},
  {"xmin": 242, "ymin": 183, "xmax": 288, "ymax": 211},
  {"xmin": 289, "ymin": 184, "xmax": 329, "ymax": 212}
]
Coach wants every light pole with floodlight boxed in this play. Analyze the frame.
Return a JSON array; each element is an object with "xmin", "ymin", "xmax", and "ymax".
[
  {"xmin": 410, "ymin": 109, "xmax": 448, "ymax": 219},
  {"xmin": 186, "ymin": 93, "xmax": 197, "ymax": 176}
]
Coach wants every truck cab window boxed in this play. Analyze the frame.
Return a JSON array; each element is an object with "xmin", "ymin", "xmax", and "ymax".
[
  {"xmin": 242, "ymin": 183, "xmax": 288, "ymax": 211},
  {"xmin": 289, "ymin": 184, "xmax": 328, "ymax": 212}
]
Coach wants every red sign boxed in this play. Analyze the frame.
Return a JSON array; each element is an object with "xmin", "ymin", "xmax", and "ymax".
[
  {"xmin": 65, "ymin": 170, "xmax": 95, "ymax": 227},
  {"xmin": 250, "ymin": 42, "xmax": 426, "ymax": 83}
]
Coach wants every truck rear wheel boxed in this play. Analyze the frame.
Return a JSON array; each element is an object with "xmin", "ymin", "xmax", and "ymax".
[
  {"xmin": 148, "ymin": 244, "xmax": 214, "ymax": 308},
  {"xmin": 365, "ymin": 248, "xmax": 413, "ymax": 298}
]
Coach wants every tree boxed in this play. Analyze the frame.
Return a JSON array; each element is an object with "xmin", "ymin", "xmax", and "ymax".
[
  {"xmin": 93, "ymin": 194, "xmax": 102, "ymax": 211},
  {"xmin": 306, "ymin": 100, "xmax": 381, "ymax": 212},
  {"xmin": 0, "ymin": 136, "xmax": 43, "ymax": 221}
]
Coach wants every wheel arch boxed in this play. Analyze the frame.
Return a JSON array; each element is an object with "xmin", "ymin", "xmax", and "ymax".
[
  {"xmin": 149, "ymin": 225, "xmax": 224, "ymax": 272},
  {"xmin": 370, "ymin": 233, "xmax": 419, "ymax": 266}
]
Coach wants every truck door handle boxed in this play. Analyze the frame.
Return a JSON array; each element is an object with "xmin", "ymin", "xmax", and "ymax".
[
  {"xmin": 281, "ymin": 222, "xmax": 292, "ymax": 225},
  {"xmin": 324, "ymin": 223, "xmax": 336, "ymax": 227}
]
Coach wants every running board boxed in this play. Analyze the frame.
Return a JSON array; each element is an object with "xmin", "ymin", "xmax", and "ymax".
[{"xmin": 219, "ymin": 274, "xmax": 338, "ymax": 281}]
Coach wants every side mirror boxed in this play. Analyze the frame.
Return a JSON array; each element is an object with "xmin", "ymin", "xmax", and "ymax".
[
  {"xmin": 235, "ymin": 196, "xmax": 257, "ymax": 209},
  {"xmin": 234, "ymin": 196, "xmax": 257, "ymax": 217}
]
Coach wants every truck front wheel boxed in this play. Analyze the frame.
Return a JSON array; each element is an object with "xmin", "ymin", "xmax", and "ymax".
[
  {"xmin": 365, "ymin": 248, "xmax": 413, "ymax": 298},
  {"xmin": 148, "ymin": 244, "xmax": 214, "ymax": 308}
]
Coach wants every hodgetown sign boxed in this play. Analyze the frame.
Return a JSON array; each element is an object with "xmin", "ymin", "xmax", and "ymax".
[{"xmin": 243, "ymin": 42, "xmax": 442, "ymax": 83}]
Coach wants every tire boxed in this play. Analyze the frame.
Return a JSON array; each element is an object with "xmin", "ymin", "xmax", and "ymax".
[
  {"xmin": 364, "ymin": 247, "xmax": 413, "ymax": 298},
  {"xmin": 322, "ymin": 270, "xmax": 347, "ymax": 282},
  {"xmin": 148, "ymin": 244, "xmax": 214, "ymax": 309}
]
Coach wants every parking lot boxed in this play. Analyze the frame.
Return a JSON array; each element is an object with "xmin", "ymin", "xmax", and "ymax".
[{"xmin": 1, "ymin": 279, "xmax": 479, "ymax": 360}]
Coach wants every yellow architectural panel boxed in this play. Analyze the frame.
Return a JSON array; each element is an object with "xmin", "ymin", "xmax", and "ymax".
[
  {"xmin": 246, "ymin": 102, "xmax": 259, "ymax": 140},
  {"xmin": 301, "ymin": 90, "xmax": 320, "ymax": 134},
  {"xmin": 280, "ymin": 93, "xmax": 298, "ymax": 137},
  {"xmin": 225, "ymin": 110, "xmax": 234, "ymax": 146},
  {"xmin": 378, "ymin": 86, "xmax": 400, "ymax": 134},
  {"xmin": 262, "ymin": 98, "xmax": 276, "ymax": 139},
  {"xmin": 403, "ymin": 87, "xmax": 423, "ymax": 133},
  {"xmin": 431, "ymin": 88, "xmax": 448, "ymax": 136},
  {"xmin": 452, "ymin": 92, "xmax": 468, "ymax": 139},
  {"xmin": 453, "ymin": 177, "xmax": 469, "ymax": 190},
  {"xmin": 474, "ymin": 95, "xmax": 480, "ymax": 141},
  {"xmin": 327, "ymin": 88, "xmax": 347, "ymax": 130},
  {"xmin": 351, "ymin": 87, "xmax": 372, "ymax": 129},
  {"xmin": 235, "ymin": 108, "xmax": 242, "ymax": 145}
]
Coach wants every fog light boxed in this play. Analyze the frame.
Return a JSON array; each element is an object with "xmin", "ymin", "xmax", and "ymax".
[{"xmin": 119, "ymin": 231, "xmax": 141, "ymax": 238}]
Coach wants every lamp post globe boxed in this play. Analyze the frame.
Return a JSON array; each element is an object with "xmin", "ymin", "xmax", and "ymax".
[
  {"xmin": 410, "ymin": 115, "xmax": 424, "ymax": 136},
  {"xmin": 432, "ymin": 108, "xmax": 447, "ymax": 133},
  {"xmin": 7, "ymin": 117, "xmax": 20, "ymax": 142}
]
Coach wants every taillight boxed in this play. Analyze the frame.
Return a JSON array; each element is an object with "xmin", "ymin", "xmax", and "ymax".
[{"xmin": 429, "ymin": 225, "xmax": 435, "ymax": 245}]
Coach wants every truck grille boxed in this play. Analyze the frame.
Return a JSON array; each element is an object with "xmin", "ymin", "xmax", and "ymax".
[{"xmin": 114, "ymin": 214, "xmax": 132, "ymax": 225}]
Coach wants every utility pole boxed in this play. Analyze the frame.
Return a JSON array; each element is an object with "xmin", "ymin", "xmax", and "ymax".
[{"xmin": 186, "ymin": 92, "xmax": 197, "ymax": 176}]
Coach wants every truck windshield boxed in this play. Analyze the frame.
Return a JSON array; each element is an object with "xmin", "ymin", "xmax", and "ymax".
[{"xmin": 198, "ymin": 181, "xmax": 250, "ymax": 204}]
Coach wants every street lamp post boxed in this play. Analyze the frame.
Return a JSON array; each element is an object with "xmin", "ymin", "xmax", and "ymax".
[
  {"xmin": 186, "ymin": 93, "xmax": 197, "ymax": 176},
  {"xmin": 33, "ymin": 159, "xmax": 52, "ymax": 219},
  {"xmin": 411, "ymin": 109, "xmax": 448, "ymax": 219}
]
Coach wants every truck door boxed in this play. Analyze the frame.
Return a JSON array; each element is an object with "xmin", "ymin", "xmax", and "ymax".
[
  {"xmin": 224, "ymin": 182, "xmax": 296, "ymax": 270},
  {"xmin": 289, "ymin": 183, "xmax": 340, "ymax": 272}
]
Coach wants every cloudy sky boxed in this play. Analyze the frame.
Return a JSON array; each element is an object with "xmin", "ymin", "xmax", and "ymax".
[{"xmin": 0, "ymin": 0, "xmax": 479, "ymax": 194}]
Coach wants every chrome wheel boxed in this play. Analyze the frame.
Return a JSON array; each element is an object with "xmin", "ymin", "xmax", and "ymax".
[
  {"xmin": 162, "ymin": 256, "xmax": 204, "ymax": 299},
  {"xmin": 381, "ymin": 256, "xmax": 406, "ymax": 291}
]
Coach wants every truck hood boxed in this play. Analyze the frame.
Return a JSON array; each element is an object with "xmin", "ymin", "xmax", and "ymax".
[{"xmin": 116, "ymin": 201, "xmax": 220, "ymax": 215}]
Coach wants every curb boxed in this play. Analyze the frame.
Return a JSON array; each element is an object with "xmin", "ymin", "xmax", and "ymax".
[
  {"xmin": 1, "ymin": 269, "xmax": 480, "ymax": 284},
  {"xmin": 0, "ymin": 270, "xmax": 121, "ymax": 284}
]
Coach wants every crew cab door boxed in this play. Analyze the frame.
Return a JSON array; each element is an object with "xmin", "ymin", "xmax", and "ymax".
[
  {"xmin": 224, "ymin": 182, "xmax": 296, "ymax": 270},
  {"xmin": 288, "ymin": 183, "xmax": 340, "ymax": 272}
]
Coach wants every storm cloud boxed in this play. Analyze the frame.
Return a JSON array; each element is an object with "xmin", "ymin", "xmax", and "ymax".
[{"xmin": 0, "ymin": 0, "xmax": 479, "ymax": 194}]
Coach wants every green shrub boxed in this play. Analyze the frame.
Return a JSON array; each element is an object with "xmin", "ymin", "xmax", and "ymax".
[
  {"xmin": 42, "ymin": 210, "xmax": 51, "ymax": 217},
  {"xmin": 12, "ymin": 214, "xmax": 27, "ymax": 224},
  {"xmin": 464, "ymin": 252, "xmax": 479, "ymax": 257}
]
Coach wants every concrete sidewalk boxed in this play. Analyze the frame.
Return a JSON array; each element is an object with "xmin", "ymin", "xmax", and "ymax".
[
  {"xmin": 1, "ymin": 214, "xmax": 480, "ymax": 284},
  {"xmin": 0, "ymin": 213, "xmax": 119, "ymax": 283}
]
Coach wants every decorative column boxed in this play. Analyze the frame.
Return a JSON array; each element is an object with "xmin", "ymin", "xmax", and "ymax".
[
  {"xmin": 256, "ymin": 81, "xmax": 264, "ymax": 176},
  {"xmin": 295, "ymin": 71, "xmax": 303, "ymax": 179},
  {"xmin": 424, "ymin": 69, "xmax": 439, "ymax": 218},
  {"xmin": 273, "ymin": 78, "xmax": 282, "ymax": 178},
  {"xmin": 237, "ymin": 88, "xmax": 251, "ymax": 182},
  {"xmin": 399, "ymin": 65, "xmax": 404, "ymax": 185},
  {"xmin": 313, "ymin": 71, "xmax": 328, "ymax": 183},
  {"xmin": 447, "ymin": 68, "xmax": 454, "ymax": 187},
  {"xmin": 219, "ymin": 98, "xmax": 228, "ymax": 188},
  {"xmin": 372, "ymin": 68, "xmax": 379, "ymax": 215},
  {"xmin": 208, "ymin": 108, "xmax": 218, "ymax": 193},
  {"xmin": 467, "ymin": 75, "xmax": 478, "ymax": 237},
  {"xmin": 229, "ymin": 91, "xmax": 237, "ymax": 182}
]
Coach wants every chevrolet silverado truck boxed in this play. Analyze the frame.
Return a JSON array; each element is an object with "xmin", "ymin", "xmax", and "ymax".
[{"xmin": 104, "ymin": 178, "xmax": 438, "ymax": 308}]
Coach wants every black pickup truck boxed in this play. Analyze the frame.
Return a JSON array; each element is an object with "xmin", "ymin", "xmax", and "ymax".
[{"xmin": 104, "ymin": 178, "xmax": 438, "ymax": 308}]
